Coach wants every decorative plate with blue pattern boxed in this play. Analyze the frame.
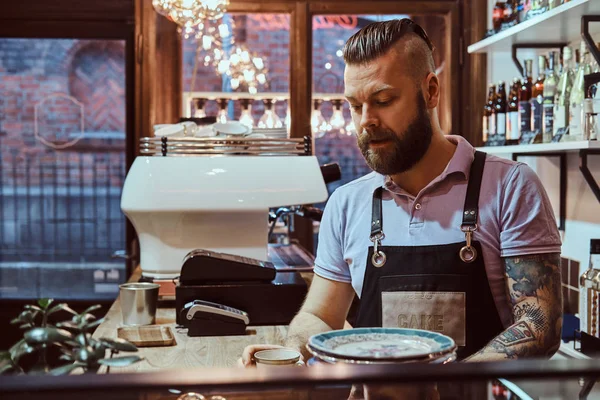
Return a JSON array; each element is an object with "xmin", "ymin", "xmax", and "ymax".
[{"xmin": 308, "ymin": 328, "xmax": 456, "ymax": 362}]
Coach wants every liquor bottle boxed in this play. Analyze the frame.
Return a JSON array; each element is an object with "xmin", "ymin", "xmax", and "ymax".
[
  {"xmin": 579, "ymin": 239, "xmax": 600, "ymax": 337},
  {"xmin": 554, "ymin": 46, "xmax": 573, "ymax": 136},
  {"xmin": 569, "ymin": 41, "xmax": 592, "ymax": 140},
  {"xmin": 531, "ymin": 55, "xmax": 546, "ymax": 132},
  {"xmin": 507, "ymin": 78, "xmax": 521, "ymax": 143},
  {"xmin": 483, "ymin": 84, "xmax": 496, "ymax": 142},
  {"xmin": 543, "ymin": 52, "xmax": 559, "ymax": 142},
  {"xmin": 548, "ymin": 0, "xmax": 561, "ymax": 9},
  {"xmin": 495, "ymin": 81, "xmax": 508, "ymax": 140},
  {"xmin": 519, "ymin": 0, "xmax": 533, "ymax": 22},
  {"xmin": 493, "ymin": 2, "xmax": 507, "ymax": 32},
  {"xmin": 519, "ymin": 59, "xmax": 533, "ymax": 135}
]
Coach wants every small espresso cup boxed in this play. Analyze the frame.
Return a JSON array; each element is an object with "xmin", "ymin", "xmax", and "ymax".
[
  {"xmin": 119, "ymin": 282, "xmax": 160, "ymax": 326},
  {"xmin": 254, "ymin": 348, "xmax": 305, "ymax": 369}
]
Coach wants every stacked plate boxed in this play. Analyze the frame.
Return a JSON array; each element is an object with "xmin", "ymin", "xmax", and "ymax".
[
  {"xmin": 307, "ymin": 328, "xmax": 457, "ymax": 365},
  {"xmin": 251, "ymin": 127, "xmax": 288, "ymax": 139}
]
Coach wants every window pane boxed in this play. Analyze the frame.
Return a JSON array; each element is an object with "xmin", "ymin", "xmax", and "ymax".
[
  {"xmin": 182, "ymin": 14, "xmax": 291, "ymax": 130},
  {"xmin": 312, "ymin": 15, "xmax": 451, "ymax": 196},
  {"xmin": 0, "ymin": 38, "xmax": 127, "ymax": 300}
]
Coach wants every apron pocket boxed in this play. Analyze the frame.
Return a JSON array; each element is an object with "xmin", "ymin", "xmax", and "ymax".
[{"xmin": 379, "ymin": 274, "xmax": 467, "ymax": 346}]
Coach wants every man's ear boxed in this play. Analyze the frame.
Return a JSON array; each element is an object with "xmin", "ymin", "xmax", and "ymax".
[{"xmin": 424, "ymin": 72, "xmax": 440, "ymax": 109}]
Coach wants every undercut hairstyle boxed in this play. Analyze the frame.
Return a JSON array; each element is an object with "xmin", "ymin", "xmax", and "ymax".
[{"xmin": 343, "ymin": 18, "xmax": 436, "ymax": 83}]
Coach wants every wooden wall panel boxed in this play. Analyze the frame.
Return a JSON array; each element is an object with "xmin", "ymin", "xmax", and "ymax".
[
  {"xmin": 461, "ymin": 0, "xmax": 488, "ymax": 146},
  {"xmin": 1, "ymin": 0, "xmax": 134, "ymax": 21}
]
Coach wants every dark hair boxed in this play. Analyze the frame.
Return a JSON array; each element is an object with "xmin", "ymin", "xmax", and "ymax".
[{"xmin": 343, "ymin": 18, "xmax": 435, "ymax": 65}]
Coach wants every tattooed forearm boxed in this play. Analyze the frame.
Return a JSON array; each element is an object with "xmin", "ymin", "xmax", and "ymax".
[{"xmin": 466, "ymin": 253, "xmax": 563, "ymax": 362}]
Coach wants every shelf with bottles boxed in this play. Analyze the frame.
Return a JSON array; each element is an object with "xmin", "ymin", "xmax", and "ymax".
[
  {"xmin": 182, "ymin": 93, "xmax": 357, "ymax": 135},
  {"xmin": 468, "ymin": 0, "xmax": 600, "ymax": 54},
  {"xmin": 476, "ymin": 139, "xmax": 600, "ymax": 154},
  {"xmin": 482, "ymin": 41, "xmax": 599, "ymax": 147}
]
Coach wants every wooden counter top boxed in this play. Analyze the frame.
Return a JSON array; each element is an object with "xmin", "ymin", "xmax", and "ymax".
[
  {"xmin": 92, "ymin": 268, "xmax": 293, "ymax": 373},
  {"xmin": 92, "ymin": 297, "xmax": 288, "ymax": 373}
]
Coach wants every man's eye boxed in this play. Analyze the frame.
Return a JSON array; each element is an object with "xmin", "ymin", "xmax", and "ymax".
[
  {"xmin": 350, "ymin": 105, "xmax": 361, "ymax": 111},
  {"xmin": 376, "ymin": 100, "xmax": 391, "ymax": 106}
]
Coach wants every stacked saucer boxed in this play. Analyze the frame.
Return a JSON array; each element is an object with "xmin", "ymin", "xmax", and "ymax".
[
  {"xmin": 251, "ymin": 127, "xmax": 288, "ymax": 139},
  {"xmin": 307, "ymin": 327, "xmax": 457, "ymax": 365}
]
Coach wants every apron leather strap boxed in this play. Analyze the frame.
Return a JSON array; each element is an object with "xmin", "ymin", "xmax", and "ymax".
[
  {"xmin": 462, "ymin": 151, "xmax": 487, "ymax": 228},
  {"xmin": 371, "ymin": 187, "xmax": 384, "ymax": 239}
]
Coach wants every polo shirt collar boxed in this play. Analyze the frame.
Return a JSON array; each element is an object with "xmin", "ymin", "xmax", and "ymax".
[{"xmin": 382, "ymin": 135, "xmax": 475, "ymax": 193}]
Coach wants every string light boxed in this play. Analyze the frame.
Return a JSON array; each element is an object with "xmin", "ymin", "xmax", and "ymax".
[
  {"xmin": 311, "ymin": 100, "xmax": 329, "ymax": 138},
  {"xmin": 218, "ymin": 45, "xmax": 268, "ymax": 94},
  {"xmin": 258, "ymin": 100, "xmax": 283, "ymax": 129},
  {"xmin": 329, "ymin": 99, "xmax": 346, "ymax": 133},
  {"xmin": 239, "ymin": 99, "xmax": 254, "ymax": 129}
]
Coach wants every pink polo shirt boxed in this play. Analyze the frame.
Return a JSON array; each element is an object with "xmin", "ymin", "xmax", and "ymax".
[{"xmin": 314, "ymin": 135, "xmax": 562, "ymax": 328}]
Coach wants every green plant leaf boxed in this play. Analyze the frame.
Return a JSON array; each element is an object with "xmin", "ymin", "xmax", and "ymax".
[
  {"xmin": 0, "ymin": 351, "xmax": 13, "ymax": 374},
  {"xmin": 47, "ymin": 303, "xmax": 77, "ymax": 316},
  {"xmin": 98, "ymin": 355, "xmax": 143, "ymax": 367},
  {"xmin": 58, "ymin": 354, "xmax": 73, "ymax": 362},
  {"xmin": 83, "ymin": 318, "xmax": 105, "ymax": 331},
  {"xmin": 24, "ymin": 305, "xmax": 43, "ymax": 313},
  {"xmin": 10, "ymin": 318, "xmax": 21, "ymax": 325},
  {"xmin": 72, "ymin": 313, "xmax": 96, "ymax": 326},
  {"xmin": 82, "ymin": 305, "xmax": 102, "ymax": 315},
  {"xmin": 19, "ymin": 323, "xmax": 33, "ymax": 330},
  {"xmin": 24, "ymin": 327, "xmax": 73, "ymax": 345},
  {"xmin": 9, "ymin": 340, "xmax": 36, "ymax": 362},
  {"xmin": 99, "ymin": 338, "xmax": 138, "ymax": 352},
  {"xmin": 56, "ymin": 321, "xmax": 79, "ymax": 330},
  {"xmin": 0, "ymin": 363, "xmax": 14, "ymax": 375},
  {"xmin": 73, "ymin": 346, "xmax": 96, "ymax": 363},
  {"xmin": 48, "ymin": 363, "xmax": 84, "ymax": 376},
  {"xmin": 74, "ymin": 333, "xmax": 91, "ymax": 347},
  {"xmin": 37, "ymin": 299, "xmax": 54, "ymax": 310}
]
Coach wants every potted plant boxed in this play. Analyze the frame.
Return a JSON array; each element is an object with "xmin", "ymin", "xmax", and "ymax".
[{"xmin": 0, "ymin": 298, "xmax": 142, "ymax": 375}]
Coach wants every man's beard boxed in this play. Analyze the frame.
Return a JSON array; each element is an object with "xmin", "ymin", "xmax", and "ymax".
[{"xmin": 357, "ymin": 95, "xmax": 433, "ymax": 176}]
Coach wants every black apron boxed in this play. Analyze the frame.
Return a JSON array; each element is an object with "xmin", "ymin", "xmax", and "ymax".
[{"xmin": 355, "ymin": 151, "xmax": 504, "ymax": 360}]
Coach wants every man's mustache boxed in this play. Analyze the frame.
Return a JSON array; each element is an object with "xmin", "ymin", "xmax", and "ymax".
[{"xmin": 360, "ymin": 129, "xmax": 396, "ymax": 142}]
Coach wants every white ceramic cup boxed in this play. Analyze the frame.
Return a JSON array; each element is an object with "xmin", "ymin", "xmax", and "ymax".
[{"xmin": 254, "ymin": 348, "xmax": 305, "ymax": 369}]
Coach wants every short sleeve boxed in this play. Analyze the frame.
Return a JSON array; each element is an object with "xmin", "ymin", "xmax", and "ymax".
[
  {"xmin": 313, "ymin": 189, "xmax": 352, "ymax": 283},
  {"xmin": 499, "ymin": 163, "xmax": 562, "ymax": 257}
]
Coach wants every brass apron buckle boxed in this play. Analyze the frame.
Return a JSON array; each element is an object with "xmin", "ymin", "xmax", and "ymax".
[{"xmin": 459, "ymin": 225, "xmax": 478, "ymax": 263}]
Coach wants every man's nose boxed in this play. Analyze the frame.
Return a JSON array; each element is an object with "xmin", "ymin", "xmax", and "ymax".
[{"xmin": 359, "ymin": 105, "xmax": 379, "ymax": 131}]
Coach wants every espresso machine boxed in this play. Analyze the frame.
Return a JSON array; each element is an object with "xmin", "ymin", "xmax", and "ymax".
[{"xmin": 121, "ymin": 133, "xmax": 338, "ymax": 330}]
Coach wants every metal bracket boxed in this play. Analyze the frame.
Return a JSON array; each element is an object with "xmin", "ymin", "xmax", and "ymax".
[
  {"xmin": 512, "ymin": 152, "xmax": 567, "ymax": 232},
  {"xmin": 511, "ymin": 43, "xmax": 567, "ymax": 78},
  {"xmin": 579, "ymin": 149, "xmax": 600, "ymax": 204},
  {"xmin": 582, "ymin": 16, "xmax": 600, "ymax": 66}
]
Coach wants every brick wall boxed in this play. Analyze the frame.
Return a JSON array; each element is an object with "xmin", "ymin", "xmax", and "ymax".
[{"xmin": 0, "ymin": 39, "xmax": 126, "ymax": 187}]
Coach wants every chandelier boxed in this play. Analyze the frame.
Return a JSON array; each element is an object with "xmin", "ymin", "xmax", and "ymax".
[
  {"xmin": 152, "ymin": 0, "xmax": 230, "ymax": 28},
  {"xmin": 216, "ymin": 45, "xmax": 268, "ymax": 94}
]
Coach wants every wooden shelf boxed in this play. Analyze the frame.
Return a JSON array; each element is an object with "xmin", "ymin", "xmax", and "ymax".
[
  {"xmin": 476, "ymin": 140, "xmax": 600, "ymax": 155},
  {"xmin": 468, "ymin": 0, "xmax": 600, "ymax": 54}
]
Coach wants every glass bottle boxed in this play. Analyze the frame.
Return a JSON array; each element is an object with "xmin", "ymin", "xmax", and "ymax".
[
  {"xmin": 483, "ymin": 84, "xmax": 496, "ymax": 142},
  {"xmin": 543, "ymin": 52, "xmax": 559, "ymax": 142},
  {"xmin": 493, "ymin": 2, "xmax": 507, "ymax": 32},
  {"xmin": 554, "ymin": 46, "xmax": 574, "ymax": 137},
  {"xmin": 580, "ymin": 240, "xmax": 600, "ymax": 337},
  {"xmin": 569, "ymin": 41, "xmax": 592, "ymax": 141},
  {"xmin": 519, "ymin": 59, "xmax": 533, "ymax": 135},
  {"xmin": 507, "ymin": 78, "xmax": 521, "ymax": 143},
  {"xmin": 531, "ymin": 55, "xmax": 547, "ymax": 132},
  {"xmin": 495, "ymin": 81, "xmax": 508, "ymax": 139}
]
